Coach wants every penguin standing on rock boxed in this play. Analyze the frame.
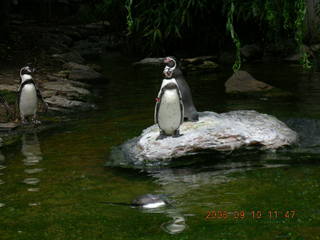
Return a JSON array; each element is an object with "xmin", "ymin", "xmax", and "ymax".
[
  {"xmin": 18, "ymin": 66, "xmax": 48, "ymax": 124},
  {"xmin": 155, "ymin": 82, "xmax": 184, "ymax": 140},
  {"xmin": 162, "ymin": 56, "xmax": 199, "ymax": 122}
]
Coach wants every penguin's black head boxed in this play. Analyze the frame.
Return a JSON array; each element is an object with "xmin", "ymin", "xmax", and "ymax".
[
  {"xmin": 163, "ymin": 56, "xmax": 177, "ymax": 68},
  {"xmin": 163, "ymin": 56, "xmax": 177, "ymax": 78}
]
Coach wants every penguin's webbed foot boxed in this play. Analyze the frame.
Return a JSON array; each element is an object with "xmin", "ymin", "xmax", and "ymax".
[
  {"xmin": 173, "ymin": 130, "xmax": 183, "ymax": 138},
  {"xmin": 20, "ymin": 116, "xmax": 28, "ymax": 125},
  {"xmin": 156, "ymin": 134, "xmax": 168, "ymax": 140}
]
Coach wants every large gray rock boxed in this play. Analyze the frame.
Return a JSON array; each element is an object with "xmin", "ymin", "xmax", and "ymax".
[
  {"xmin": 63, "ymin": 62, "xmax": 91, "ymax": 71},
  {"xmin": 68, "ymin": 68, "xmax": 103, "ymax": 82},
  {"xmin": 45, "ymin": 95, "xmax": 94, "ymax": 110},
  {"xmin": 52, "ymin": 51, "xmax": 85, "ymax": 64},
  {"xmin": 0, "ymin": 84, "xmax": 17, "ymax": 92},
  {"xmin": 133, "ymin": 57, "xmax": 164, "ymax": 65},
  {"xmin": 111, "ymin": 111, "xmax": 297, "ymax": 166},
  {"xmin": 225, "ymin": 71, "xmax": 273, "ymax": 93},
  {"xmin": 42, "ymin": 81, "xmax": 90, "ymax": 96}
]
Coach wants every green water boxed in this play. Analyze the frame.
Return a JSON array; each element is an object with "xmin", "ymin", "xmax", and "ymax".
[{"xmin": 0, "ymin": 55, "xmax": 319, "ymax": 239}]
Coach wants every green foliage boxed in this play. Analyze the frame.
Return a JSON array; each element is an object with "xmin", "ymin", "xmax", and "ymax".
[
  {"xmin": 121, "ymin": 0, "xmax": 220, "ymax": 53},
  {"xmin": 83, "ymin": 0, "xmax": 312, "ymax": 68},
  {"xmin": 226, "ymin": 0, "xmax": 241, "ymax": 72},
  {"xmin": 294, "ymin": 0, "xmax": 311, "ymax": 69}
]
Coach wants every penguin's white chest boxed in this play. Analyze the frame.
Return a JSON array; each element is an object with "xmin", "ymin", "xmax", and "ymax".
[
  {"xmin": 159, "ymin": 78, "xmax": 177, "ymax": 92},
  {"xmin": 20, "ymin": 84, "xmax": 38, "ymax": 116},
  {"xmin": 157, "ymin": 90, "xmax": 182, "ymax": 134}
]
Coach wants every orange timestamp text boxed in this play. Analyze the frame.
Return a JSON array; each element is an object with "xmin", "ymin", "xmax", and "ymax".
[{"xmin": 205, "ymin": 210, "xmax": 296, "ymax": 220}]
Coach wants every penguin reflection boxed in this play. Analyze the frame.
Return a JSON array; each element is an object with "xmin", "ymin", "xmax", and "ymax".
[
  {"xmin": 0, "ymin": 150, "xmax": 5, "ymax": 185},
  {"xmin": 21, "ymin": 132, "xmax": 43, "ymax": 167}
]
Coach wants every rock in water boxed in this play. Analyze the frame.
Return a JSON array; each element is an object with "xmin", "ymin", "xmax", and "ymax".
[
  {"xmin": 109, "ymin": 111, "xmax": 297, "ymax": 167},
  {"xmin": 225, "ymin": 71, "xmax": 273, "ymax": 93}
]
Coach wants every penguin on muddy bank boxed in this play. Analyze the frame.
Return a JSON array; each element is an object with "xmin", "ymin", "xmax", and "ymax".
[
  {"xmin": 162, "ymin": 56, "xmax": 199, "ymax": 122},
  {"xmin": 18, "ymin": 66, "xmax": 48, "ymax": 124},
  {"xmin": 155, "ymin": 82, "xmax": 184, "ymax": 140}
]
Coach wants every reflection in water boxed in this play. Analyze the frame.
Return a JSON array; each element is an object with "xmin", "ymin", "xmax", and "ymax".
[
  {"xmin": 140, "ymin": 203, "xmax": 187, "ymax": 234},
  {"xmin": 143, "ymin": 159, "xmax": 291, "ymax": 234},
  {"xmin": 0, "ymin": 150, "xmax": 5, "ymax": 207},
  {"xmin": 286, "ymin": 118, "xmax": 320, "ymax": 151},
  {"xmin": 21, "ymin": 132, "xmax": 43, "ymax": 196},
  {"xmin": 0, "ymin": 150, "xmax": 5, "ymax": 185},
  {"xmin": 161, "ymin": 214, "xmax": 187, "ymax": 234}
]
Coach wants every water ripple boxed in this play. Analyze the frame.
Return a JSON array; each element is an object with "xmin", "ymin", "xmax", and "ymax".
[
  {"xmin": 28, "ymin": 202, "xmax": 41, "ymax": 207},
  {"xmin": 23, "ymin": 178, "xmax": 40, "ymax": 185},
  {"xmin": 24, "ymin": 168, "xmax": 44, "ymax": 174},
  {"xmin": 28, "ymin": 188, "xmax": 40, "ymax": 192}
]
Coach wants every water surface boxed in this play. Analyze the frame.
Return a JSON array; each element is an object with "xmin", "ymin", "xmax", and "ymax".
[{"xmin": 0, "ymin": 55, "xmax": 319, "ymax": 239}]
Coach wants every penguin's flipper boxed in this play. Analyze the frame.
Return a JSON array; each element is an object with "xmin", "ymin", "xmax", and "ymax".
[
  {"xmin": 178, "ymin": 89, "xmax": 184, "ymax": 125},
  {"xmin": 154, "ymin": 97, "xmax": 162, "ymax": 124},
  {"xmin": 35, "ymin": 85, "xmax": 48, "ymax": 112}
]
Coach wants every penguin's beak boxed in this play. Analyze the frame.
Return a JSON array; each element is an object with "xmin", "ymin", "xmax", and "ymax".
[{"xmin": 163, "ymin": 57, "xmax": 170, "ymax": 64}]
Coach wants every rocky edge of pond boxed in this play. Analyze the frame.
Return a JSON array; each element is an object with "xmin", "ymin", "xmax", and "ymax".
[
  {"xmin": 134, "ymin": 56, "xmax": 292, "ymax": 97},
  {"xmin": 110, "ymin": 110, "xmax": 298, "ymax": 167},
  {"xmin": 133, "ymin": 56, "xmax": 220, "ymax": 73},
  {"xmin": 0, "ymin": 22, "xmax": 117, "ymax": 114},
  {"xmin": 0, "ymin": 22, "xmax": 122, "ymax": 143}
]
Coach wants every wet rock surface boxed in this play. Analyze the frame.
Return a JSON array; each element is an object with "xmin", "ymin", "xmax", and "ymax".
[{"xmin": 110, "ymin": 111, "xmax": 298, "ymax": 167}]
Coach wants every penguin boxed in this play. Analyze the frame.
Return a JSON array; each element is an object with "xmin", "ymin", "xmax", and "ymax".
[
  {"xmin": 18, "ymin": 66, "xmax": 48, "ymax": 124},
  {"xmin": 162, "ymin": 56, "xmax": 199, "ymax": 122},
  {"xmin": 100, "ymin": 194, "xmax": 169, "ymax": 209},
  {"xmin": 155, "ymin": 82, "xmax": 184, "ymax": 140}
]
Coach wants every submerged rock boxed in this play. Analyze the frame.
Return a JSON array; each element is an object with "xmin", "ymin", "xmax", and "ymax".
[
  {"xmin": 225, "ymin": 71, "xmax": 273, "ymax": 93},
  {"xmin": 110, "ymin": 111, "xmax": 297, "ymax": 167},
  {"xmin": 181, "ymin": 56, "xmax": 219, "ymax": 73}
]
